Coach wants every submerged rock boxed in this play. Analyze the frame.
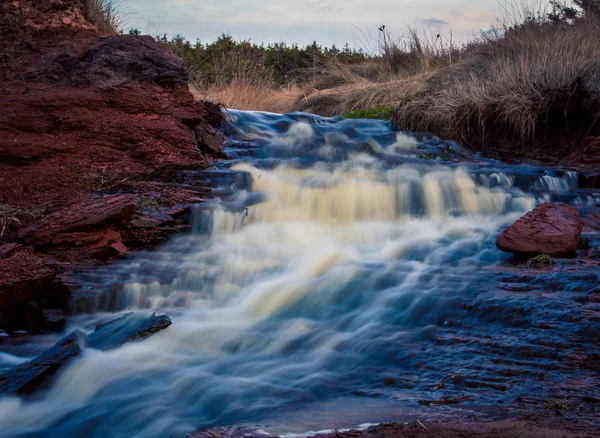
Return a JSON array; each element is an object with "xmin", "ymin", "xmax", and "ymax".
[
  {"xmin": 0, "ymin": 331, "xmax": 85, "ymax": 396},
  {"xmin": 0, "ymin": 313, "xmax": 171, "ymax": 396},
  {"xmin": 88, "ymin": 313, "xmax": 172, "ymax": 350},
  {"xmin": 496, "ymin": 203, "xmax": 583, "ymax": 257}
]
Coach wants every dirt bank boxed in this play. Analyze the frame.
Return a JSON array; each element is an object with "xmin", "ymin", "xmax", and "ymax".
[{"xmin": 0, "ymin": 0, "xmax": 224, "ymax": 331}]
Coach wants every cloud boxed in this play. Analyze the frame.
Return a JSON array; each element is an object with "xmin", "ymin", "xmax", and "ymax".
[
  {"xmin": 418, "ymin": 18, "xmax": 449, "ymax": 27},
  {"xmin": 127, "ymin": 0, "xmax": 501, "ymax": 46},
  {"xmin": 307, "ymin": 0, "xmax": 344, "ymax": 14}
]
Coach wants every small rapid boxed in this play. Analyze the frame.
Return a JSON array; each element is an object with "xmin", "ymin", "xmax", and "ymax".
[{"xmin": 1, "ymin": 111, "xmax": 599, "ymax": 437}]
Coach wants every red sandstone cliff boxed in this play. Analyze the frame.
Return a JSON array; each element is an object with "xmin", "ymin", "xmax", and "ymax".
[{"xmin": 0, "ymin": 0, "xmax": 224, "ymax": 331}]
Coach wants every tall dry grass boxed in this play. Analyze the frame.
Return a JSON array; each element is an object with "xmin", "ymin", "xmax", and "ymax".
[
  {"xmin": 198, "ymin": 25, "xmax": 459, "ymax": 114},
  {"xmin": 85, "ymin": 0, "xmax": 126, "ymax": 34},
  {"xmin": 192, "ymin": 82, "xmax": 303, "ymax": 114},
  {"xmin": 294, "ymin": 74, "xmax": 429, "ymax": 117},
  {"xmin": 191, "ymin": 47, "xmax": 307, "ymax": 112},
  {"xmin": 197, "ymin": 0, "xmax": 600, "ymax": 156},
  {"xmin": 291, "ymin": 27, "xmax": 460, "ymax": 116},
  {"xmin": 393, "ymin": 18, "xmax": 600, "ymax": 143}
]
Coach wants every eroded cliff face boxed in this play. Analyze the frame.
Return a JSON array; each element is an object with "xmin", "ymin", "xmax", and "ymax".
[{"xmin": 0, "ymin": 0, "xmax": 224, "ymax": 331}]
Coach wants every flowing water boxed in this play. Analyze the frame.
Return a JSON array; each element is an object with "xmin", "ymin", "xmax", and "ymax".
[{"xmin": 1, "ymin": 111, "xmax": 600, "ymax": 437}]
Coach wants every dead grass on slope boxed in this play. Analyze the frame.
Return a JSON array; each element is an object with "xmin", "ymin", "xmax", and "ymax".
[
  {"xmin": 393, "ymin": 19, "xmax": 600, "ymax": 147},
  {"xmin": 293, "ymin": 75, "xmax": 429, "ymax": 117},
  {"xmin": 192, "ymin": 26, "xmax": 459, "ymax": 115},
  {"xmin": 85, "ymin": 0, "xmax": 125, "ymax": 34},
  {"xmin": 192, "ymin": 82, "xmax": 303, "ymax": 114}
]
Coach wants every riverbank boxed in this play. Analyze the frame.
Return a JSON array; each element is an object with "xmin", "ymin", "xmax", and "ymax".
[
  {"xmin": 189, "ymin": 6, "xmax": 600, "ymax": 168},
  {"xmin": 194, "ymin": 417, "xmax": 600, "ymax": 438},
  {"xmin": 2, "ymin": 109, "xmax": 597, "ymax": 437},
  {"xmin": 0, "ymin": 0, "xmax": 224, "ymax": 331},
  {"xmin": 1, "ymin": 2, "xmax": 600, "ymax": 438}
]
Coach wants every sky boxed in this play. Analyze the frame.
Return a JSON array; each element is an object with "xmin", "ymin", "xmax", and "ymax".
[{"xmin": 125, "ymin": 0, "xmax": 504, "ymax": 48}]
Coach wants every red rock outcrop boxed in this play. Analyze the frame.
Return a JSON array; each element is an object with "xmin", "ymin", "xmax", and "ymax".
[
  {"xmin": 496, "ymin": 203, "xmax": 584, "ymax": 257},
  {"xmin": 0, "ymin": 0, "xmax": 224, "ymax": 331}
]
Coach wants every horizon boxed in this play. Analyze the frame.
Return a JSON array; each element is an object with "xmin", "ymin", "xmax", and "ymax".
[{"xmin": 126, "ymin": 0, "xmax": 509, "ymax": 48}]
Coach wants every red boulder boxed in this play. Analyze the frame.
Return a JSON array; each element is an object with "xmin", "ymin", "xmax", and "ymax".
[{"xmin": 496, "ymin": 203, "xmax": 583, "ymax": 257}]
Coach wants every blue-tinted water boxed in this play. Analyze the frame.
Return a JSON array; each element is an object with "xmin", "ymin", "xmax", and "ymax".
[{"xmin": 1, "ymin": 111, "xmax": 599, "ymax": 437}]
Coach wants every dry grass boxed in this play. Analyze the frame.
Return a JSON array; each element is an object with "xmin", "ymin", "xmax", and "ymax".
[
  {"xmin": 191, "ymin": 46, "xmax": 305, "ymax": 113},
  {"xmin": 85, "ymin": 0, "xmax": 125, "ymax": 34},
  {"xmin": 393, "ymin": 18, "xmax": 600, "ymax": 143},
  {"xmin": 294, "ymin": 74, "xmax": 429, "ymax": 117},
  {"xmin": 0, "ymin": 204, "xmax": 46, "ymax": 240},
  {"xmin": 193, "ymin": 0, "xmax": 600, "ymax": 156},
  {"xmin": 196, "ymin": 56, "xmax": 429, "ymax": 116},
  {"xmin": 86, "ymin": 167, "xmax": 131, "ymax": 191},
  {"xmin": 194, "ymin": 24, "xmax": 459, "ymax": 115},
  {"xmin": 192, "ymin": 82, "xmax": 303, "ymax": 114}
]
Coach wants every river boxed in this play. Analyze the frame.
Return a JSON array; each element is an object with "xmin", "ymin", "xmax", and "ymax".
[{"xmin": 0, "ymin": 110, "xmax": 599, "ymax": 437}]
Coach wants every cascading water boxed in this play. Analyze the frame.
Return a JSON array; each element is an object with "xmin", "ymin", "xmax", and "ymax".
[{"xmin": 0, "ymin": 111, "xmax": 599, "ymax": 437}]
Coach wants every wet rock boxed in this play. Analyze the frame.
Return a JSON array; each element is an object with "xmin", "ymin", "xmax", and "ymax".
[
  {"xmin": 585, "ymin": 173, "xmax": 600, "ymax": 188},
  {"xmin": 418, "ymin": 395, "xmax": 470, "ymax": 406},
  {"xmin": 192, "ymin": 419, "xmax": 600, "ymax": 438},
  {"xmin": 581, "ymin": 136, "xmax": 600, "ymax": 167},
  {"xmin": 0, "ymin": 330, "xmax": 85, "ymax": 395},
  {"xmin": 0, "ymin": 313, "xmax": 171, "ymax": 396},
  {"xmin": 192, "ymin": 426, "xmax": 263, "ymax": 438},
  {"xmin": 496, "ymin": 203, "xmax": 583, "ymax": 257},
  {"xmin": 88, "ymin": 313, "xmax": 172, "ymax": 350}
]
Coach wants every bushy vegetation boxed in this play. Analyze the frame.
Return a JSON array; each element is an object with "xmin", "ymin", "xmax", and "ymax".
[
  {"xmin": 156, "ymin": 33, "xmax": 369, "ymax": 87},
  {"xmin": 132, "ymin": 23, "xmax": 461, "ymax": 113}
]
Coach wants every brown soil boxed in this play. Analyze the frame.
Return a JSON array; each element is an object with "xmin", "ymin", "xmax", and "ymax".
[{"xmin": 0, "ymin": 0, "xmax": 224, "ymax": 331}]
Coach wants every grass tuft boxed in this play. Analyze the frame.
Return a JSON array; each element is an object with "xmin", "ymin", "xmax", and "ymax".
[
  {"xmin": 85, "ymin": 0, "xmax": 126, "ymax": 34},
  {"xmin": 86, "ymin": 168, "xmax": 130, "ymax": 191},
  {"xmin": 0, "ymin": 204, "xmax": 46, "ymax": 240},
  {"xmin": 545, "ymin": 398, "xmax": 570, "ymax": 412}
]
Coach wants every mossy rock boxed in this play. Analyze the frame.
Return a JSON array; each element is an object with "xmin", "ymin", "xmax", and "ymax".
[
  {"xmin": 138, "ymin": 196, "xmax": 160, "ymax": 211},
  {"xmin": 526, "ymin": 254, "xmax": 555, "ymax": 269},
  {"xmin": 418, "ymin": 146, "xmax": 454, "ymax": 162}
]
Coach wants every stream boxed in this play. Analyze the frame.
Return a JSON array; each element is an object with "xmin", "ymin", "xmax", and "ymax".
[{"xmin": 1, "ymin": 110, "xmax": 599, "ymax": 437}]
